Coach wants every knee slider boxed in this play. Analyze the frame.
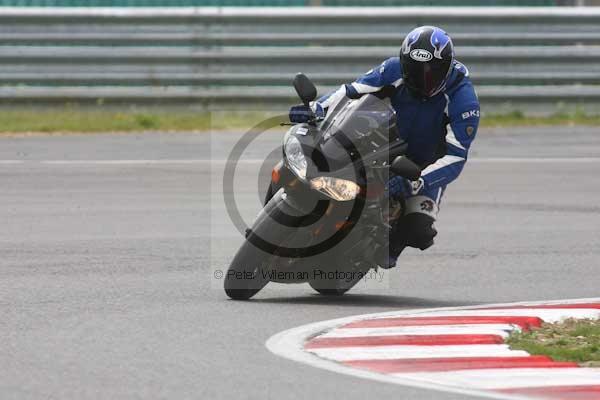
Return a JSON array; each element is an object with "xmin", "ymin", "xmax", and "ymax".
[{"xmin": 401, "ymin": 213, "xmax": 437, "ymax": 250}]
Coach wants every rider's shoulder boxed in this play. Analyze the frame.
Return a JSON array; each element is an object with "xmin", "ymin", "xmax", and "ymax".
[
  {"xmin": 376, "ymin": 57, "xmax": 402, "ymax": 83},
  {"xmin": 445, "ymin": 60, "xmax": 478, "ymax": 105},
  {"xmin": 452, "ymin": 59, "xmax": 470, "ymax": 78},
  {"xmin": 382, "ymin": 56, "xmax": 401, "ymax": 69}
]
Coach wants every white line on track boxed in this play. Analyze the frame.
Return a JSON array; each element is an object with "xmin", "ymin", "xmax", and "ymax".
[
  {"xmin": 368, "ymin": 308, "xmax": 600, "ymax": 323},
  {"xmin": 39, "ymin": 159, "xmax": 218, "ymax": 165},
  {"xmin": 319, "ymin": 324, "xmax": 518, "ymax": 338},
  {"xmin": 0, "ymin": 157, "xmax": 600, "ymax": 165},
  {"xmin": 308, "ymin": 344, "xmax": 528, "ymax": 362},
  {"xmin": 469, "ymin": 157, "xmax": 600, "ymax": 163},
  {"xmin": 0, "ymin": 160, "xmax": 24, "ymax": 164},
  {"xmin": 266, "ymin": 297, "xmax": 600, "ymax": 400},
  {"xmin": 394, "ymin": 368, "xmax": 600, "ymax": 390}
]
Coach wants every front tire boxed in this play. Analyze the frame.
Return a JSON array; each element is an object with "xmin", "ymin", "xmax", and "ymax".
[{"xmin": 224, "ymin": 236, "xmax": 272, "ymax": 300}]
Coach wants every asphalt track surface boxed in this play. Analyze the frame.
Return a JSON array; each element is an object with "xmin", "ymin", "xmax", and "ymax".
[{"xmin": 1, "ymin": 127, "xmax": 599, "ymax": 400}]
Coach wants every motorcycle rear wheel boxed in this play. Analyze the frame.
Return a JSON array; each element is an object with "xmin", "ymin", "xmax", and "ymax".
[
  {"xmin": 308, "ymin": 282, "xmax": 351, "ymax": 296},
  {"xmin": 308, "ymin": 264, "xmax": 370, "ymax": 296}
]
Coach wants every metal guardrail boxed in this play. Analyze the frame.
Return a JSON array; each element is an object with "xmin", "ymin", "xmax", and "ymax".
[
  {"xmin": 0, "ymin": 0, "xmax": 560, "ymax": 6},
  {"xmin": 3, "ymin": 32, "xmax": 600, "ymax": 46},
  {"xmin": 0, "ymin": 7, "xmax": 599, "ymax": 109}
]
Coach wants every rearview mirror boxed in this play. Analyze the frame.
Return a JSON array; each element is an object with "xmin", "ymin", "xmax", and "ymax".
[
  {"xmin": 391, "ymin": 156, "xmax": 421, "ymax": 181},
  {"xmin": 293, "ymin": 73, "xmax": 317, "ymax": 106}
]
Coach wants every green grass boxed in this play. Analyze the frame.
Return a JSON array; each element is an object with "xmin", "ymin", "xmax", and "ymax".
[
  {"xmin": 484, "ymin": 109, "xmax": 600, "ymax": 127},
  {"xmin": 507, "ymin": 318, "xmax": 600, "ymax": 366},
  {"xmin": 0, "ymin": 109, "xmax": 287, "ymax": 134},
  {"xmin": 0, "ymin": 108, "xmax": 599, "ymax": 134}
]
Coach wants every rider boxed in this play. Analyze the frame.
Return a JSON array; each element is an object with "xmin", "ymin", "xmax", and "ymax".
[{"xmin": 289, "ymin": 26, "xmax": 480, "ymax": 268}]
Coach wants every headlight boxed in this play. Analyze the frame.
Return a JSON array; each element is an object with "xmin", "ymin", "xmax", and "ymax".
[
  {"xmin": 310, "ymin": 176, "xmax": 361, "ymax": 201},
  {"xmin": 284, "ymin": 134, "xmax": 307, "ymax": 180}
]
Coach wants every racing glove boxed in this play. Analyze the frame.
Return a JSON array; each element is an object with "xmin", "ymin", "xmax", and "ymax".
[
  {"xmin": 289, "ymin": 103, "xmax": 325, "ymax": 123},
  {"xmin": 289, "ymin": 105, "xmax": 313, "ymax": 123},
  {"xmin": 386, "ymin": 176, "xmax": 425, "ymax": 199}
]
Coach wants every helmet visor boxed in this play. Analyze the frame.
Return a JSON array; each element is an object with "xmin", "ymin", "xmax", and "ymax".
[{"xmin": 403, "ymin": 60, "xmax": 450, "ymax": 98}]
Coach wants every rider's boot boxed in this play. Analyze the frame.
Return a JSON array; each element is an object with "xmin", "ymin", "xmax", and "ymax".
[
  {"xmin": 380, "ymin": 213, "xmax": 437, "ymax": 269},
  {"xmin": 376, "ymin": 243, "xmax": 405, "ymax": 270}
]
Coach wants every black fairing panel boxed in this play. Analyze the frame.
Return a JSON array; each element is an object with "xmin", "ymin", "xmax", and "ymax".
[{"xmin": 317, "ymin": 95, "xmax": 398, "ymax": 171}]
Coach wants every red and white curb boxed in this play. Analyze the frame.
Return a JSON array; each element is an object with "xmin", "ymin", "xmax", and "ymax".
[{"xmin": 266, "ymin": 298, "xmax": 600, "ymax": 400}]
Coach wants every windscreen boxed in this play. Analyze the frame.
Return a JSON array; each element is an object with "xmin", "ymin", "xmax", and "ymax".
[{"xmin": 318, "ymin": 94, "xmax": 396, "ymax": 164}]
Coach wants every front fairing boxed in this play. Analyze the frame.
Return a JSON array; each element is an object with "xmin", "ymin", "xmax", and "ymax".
[
  {"xmin": 279, "ymin": 95, "xmax": 406, "ymax": 239},
  {"xmin": 319, "ymin": 95, "xmax": 396, "ymax": 161},
  {"xmin": 285, "ymin": 95, "xmax": 405, "ymax": 182}
]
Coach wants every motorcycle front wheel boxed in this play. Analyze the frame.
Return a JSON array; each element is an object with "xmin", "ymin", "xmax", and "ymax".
[{"xmin": 224, "ymin": 233, "xmax": 273, "ymax": 300}]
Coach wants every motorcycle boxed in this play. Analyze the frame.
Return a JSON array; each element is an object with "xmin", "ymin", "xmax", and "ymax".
[{"xmin": 224, "ymin": 74, "xmax": 421, "ymax": 300}]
